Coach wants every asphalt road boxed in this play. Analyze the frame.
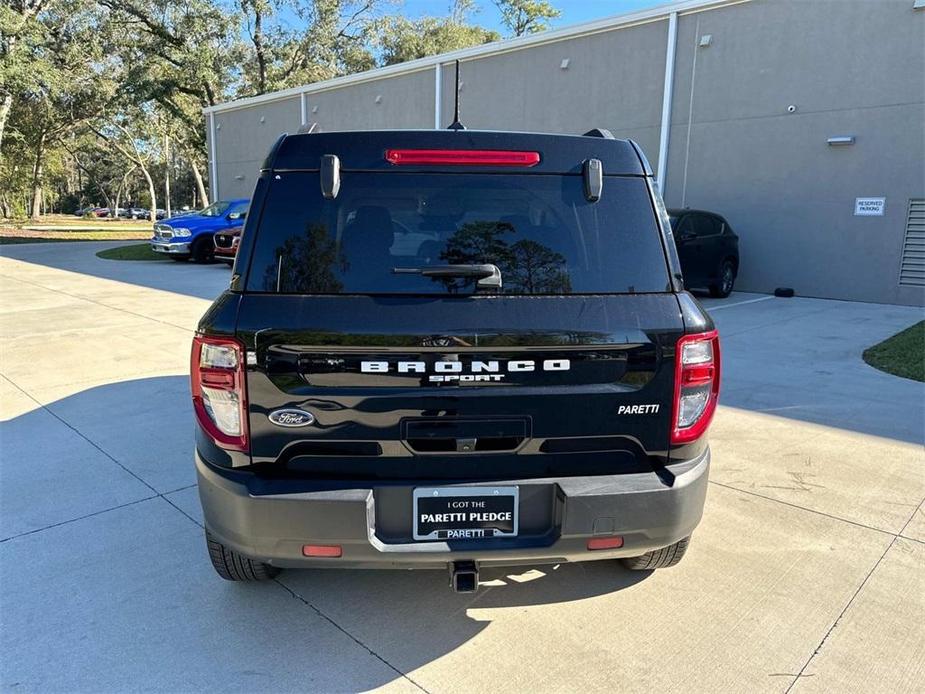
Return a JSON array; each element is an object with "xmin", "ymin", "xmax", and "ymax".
[{"xmin": 1, "ymin": 241, "xmax": 923, "ymax": 693}]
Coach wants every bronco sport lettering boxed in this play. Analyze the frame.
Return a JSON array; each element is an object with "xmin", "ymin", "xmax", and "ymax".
[{"xmin": 361, "ymin": 358, "xmax": 571, "ymax": 383}]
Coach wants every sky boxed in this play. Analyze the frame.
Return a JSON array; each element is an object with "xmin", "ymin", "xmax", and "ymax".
[{"xmin": 399, "ymin": 0, "xmax": 671, "ymax": 33}]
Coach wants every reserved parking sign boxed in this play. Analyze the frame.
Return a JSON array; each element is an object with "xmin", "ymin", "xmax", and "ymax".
[{"xmin": 854, "ymin": 197, "xmax": 885, "ymax": 216}]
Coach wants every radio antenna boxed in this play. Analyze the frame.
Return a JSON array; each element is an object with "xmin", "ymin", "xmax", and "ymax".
[{"xmin": 448, "ymin": 60, "xmax": 465, "ymax": 130}]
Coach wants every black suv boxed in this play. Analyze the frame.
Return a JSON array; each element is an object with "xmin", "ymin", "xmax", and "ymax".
[
  {"xmin": 668, "ymin": 209, "xmax": 739, "ymax": 298},
  {"xmin": 193, "ymin": 129, "xmax": 720, "ymax": 592}
]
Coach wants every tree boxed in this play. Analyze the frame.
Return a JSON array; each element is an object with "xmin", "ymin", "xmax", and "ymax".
[
  {"xmin": 506, "ymin": 238, "xmax": 570, "ymax": 293},
  {"xmin": 162, "ymin": 97, "xmax": 212, "ymax": 208},
  {"xmin": 1, "ymin": 0, "xmax": 528, "ymax": 220},
  {"xmin": 265, "ymin": 223, "xmax": 347, "ymax": 293},
  {"xmin": 5, "ymin": 0, "xmax": 113, "ymax": 217},
  {"xmin": 440, "ymin": 220, "xmax": 570, "ymax": 294},
  {"xmin": 494, "ymin": 0, "xmax": 560, "ymax": 37},
  {"xmin": 239, "ymin": 0, "xmax": 274, "ymax": 95},
  {"xmin": 0, "ymin": 0, "xmax": 46, "ymax": 155},
  {"xmin": 64, "ymin": 134, "xmax": 133, "ymax": 214},
  {"xmin": 378, "ymin": 0, "xmax": 500, "ymax": 66},
  {"xmin": 99, "ymin": 0, "xmax": 236, "ymax": 108},
  {"xmin": 92, "ymin": 113, "xmax": 163, "ymax": 222},
  {"xmin": 236, "ymin": 0, "xmax": 380, "ymax": 96},
  {"xmin": 99, "ymin": 0, "xmax": 240, "ymax": 208}
]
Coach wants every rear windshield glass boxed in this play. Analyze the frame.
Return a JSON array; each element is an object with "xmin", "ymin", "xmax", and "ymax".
[{"xmin": 245, "ymin": 172, "xmax": 669, "ymax": 295}]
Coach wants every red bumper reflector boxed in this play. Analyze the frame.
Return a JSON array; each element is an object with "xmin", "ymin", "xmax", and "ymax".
[
  {"xmin": 302, "ymin": 544, "xmax": 343, "ymax": 558},
  {"xmin": 587, "ymin": 536, "xmax": 624, "ymax": 551},
  {"xmin": 385, "ymin": 149, "xmax": 540, "ymax": 167}
]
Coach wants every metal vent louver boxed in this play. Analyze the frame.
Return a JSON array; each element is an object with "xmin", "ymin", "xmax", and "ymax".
[{"xmin": 899, "ymin": 199, "xmax": 925, "ymax": 287}]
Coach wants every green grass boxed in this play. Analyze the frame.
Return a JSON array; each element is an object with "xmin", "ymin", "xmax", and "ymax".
[
  {"xmin": 24, "ymin": 224, "xmax": 152, "ymax": 232},
  {"xmin": 1, "ymin": 228, "xmax": 151, "ymax": 243},
  {"xmin": 4, "ymin": 214, "xmax": 153, "ymax": 232},
  {"xmin": 96, "ymin": 243, "xmax": 166, "ymax": 261},
  {"xmin": 862, "ymin": 321, "xmax": 925, "ymax": 382},
  {"xmin": 0, "ymin": 236, "xmax": 98, "ymax": 245}
]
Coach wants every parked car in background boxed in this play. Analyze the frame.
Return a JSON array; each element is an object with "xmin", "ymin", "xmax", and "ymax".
[
  {"xmin": 150, "ymin": 198, "xmax": 249, "ymax": 263},
  {"xmin": 119, "ymin": 207, "xmax": 148, "ymax": 219},
  {"xmin": 213, "ymin": 227, "xmax": 241, "ymax": 265},
  {"xmin": 93, "ymin": 207, "xmax": 110, "ymax": 217},
  {"xmin": 155, "ymin": 209, "xmax": 168, "ymax": 220},
  {"xmin": 667, "ymin": 208, "xmax": 739, "ymax": 298},
  {"xmin": 75, "ymin": 206, "xmax": 97, "ymax": 217}
]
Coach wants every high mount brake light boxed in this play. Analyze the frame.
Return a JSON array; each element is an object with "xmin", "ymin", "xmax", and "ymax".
[
  {"xmin": 191, "ymin": 336, "xmax": 248, "ymax": 451},
  {"xmin": 671, "ymin": 330, "xmax": 721, "ymax": 445},
  {"xmin": 385, "ymin": 149, "xmax": 541, "ymax": 167}
]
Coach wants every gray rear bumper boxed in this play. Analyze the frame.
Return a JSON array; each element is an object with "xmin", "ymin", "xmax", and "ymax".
[{"xmin": 196, "ymin": 450, "xmax": 710, "ymax": 569}]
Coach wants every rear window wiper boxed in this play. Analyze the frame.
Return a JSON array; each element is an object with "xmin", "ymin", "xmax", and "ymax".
[{"xmin": 392, "ymin": 264, "xmax": 502, "ymax": 290}]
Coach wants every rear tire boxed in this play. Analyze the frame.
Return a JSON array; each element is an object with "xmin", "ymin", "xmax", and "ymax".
[
  {"xmin": 620, "ymin": 536, "xmax": 690, "ymax": 570},
  {"xmin": 206, "ymin": 530, "xmax": 280, "ymax": 581},
  {"xmin": 191, "ymin": 237, "xmax": 214, "ymax": 264},
  {"xmin": 709, "ymin": 259, "xmax": 736, "ymax": 298}
]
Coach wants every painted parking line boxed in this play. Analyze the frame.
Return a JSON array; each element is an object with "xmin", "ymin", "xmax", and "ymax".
[{"xmin": 708, "ymin": 295, "xmax": 776, "ymax": 311}]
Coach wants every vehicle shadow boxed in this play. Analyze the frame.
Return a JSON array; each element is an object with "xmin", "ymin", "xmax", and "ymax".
[
  {"xmin": 1, "ymin": 376, "xmax": 653, "ymax": 691},
  {"xmin": 0, "ymin": 240, "xmax": 232, "ymax": 301},
  {"xmin": 272, "ymin": 560, "xmax": 650, "ymax": 680},
  {"xmin": 696, "ymin": 293, "xmax": 925, "ymax": 445}
]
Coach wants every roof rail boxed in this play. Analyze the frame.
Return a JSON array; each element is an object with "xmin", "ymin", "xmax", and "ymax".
[{"xmin": 583, "ymin": 128, "xmax": 615, "ymax": 139}]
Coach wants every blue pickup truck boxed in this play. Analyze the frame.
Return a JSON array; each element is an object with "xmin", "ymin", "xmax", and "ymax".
[{"xmin": 150, "ymin": 199, "xmax": 249, "ymax": 263}]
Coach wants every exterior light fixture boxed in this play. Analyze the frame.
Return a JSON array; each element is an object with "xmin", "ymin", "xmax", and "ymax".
[
  {"xmin": 827, "ymin": 136, "xmax": 855, "ymax": 146},
  {"xmin": 699, "ymin": 34, "xmax": 712, "ymax": 47},
  {"xmin": 560, "ymin": 58, "xmax": 570, "ymax": 69}
]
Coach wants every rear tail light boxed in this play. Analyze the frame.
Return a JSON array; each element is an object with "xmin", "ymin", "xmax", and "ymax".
[
  {"xmin": 671, "ymin": 330, "xmax": 721, "ymax": 445},
  {"xmin": 385, "ymin": 149, "xmax": 541, "ymax": 167},
  {"xmin": 191, "ymin": 336, "xmax": 248, "ymax": 451}
]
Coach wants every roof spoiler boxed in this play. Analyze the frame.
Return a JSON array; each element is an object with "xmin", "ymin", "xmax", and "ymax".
[
  {"xmin": 627, "ymin": 139, "xmax": 654, "ymax": 176},
  {"xmin": 260, "ymin": 133, "xmax": 288, "ymax": 172},
  {"xmin": 583, "ymin": 129, "xmax": 653, "ymax": 177}
]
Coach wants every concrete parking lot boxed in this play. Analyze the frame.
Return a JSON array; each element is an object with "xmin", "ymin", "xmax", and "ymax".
[{"xmin": 1, "ymin": 241, "xmax": 923, "ymax": 693}]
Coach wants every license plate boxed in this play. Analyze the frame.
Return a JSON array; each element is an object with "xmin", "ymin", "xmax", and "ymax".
[{"xmin": 413, "ymin": 486, "xmax": 518, "ymax": 541}]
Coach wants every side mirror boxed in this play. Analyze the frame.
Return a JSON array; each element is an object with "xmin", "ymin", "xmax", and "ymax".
[{"xmin": 227, "ymin": 212, "xmax": 246, "ymax": 221}]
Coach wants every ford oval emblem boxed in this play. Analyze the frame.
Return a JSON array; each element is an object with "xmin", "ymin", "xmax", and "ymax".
[{"xmin": 268, "ymin": 409, "xmax": 315, "ymax": 427}]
